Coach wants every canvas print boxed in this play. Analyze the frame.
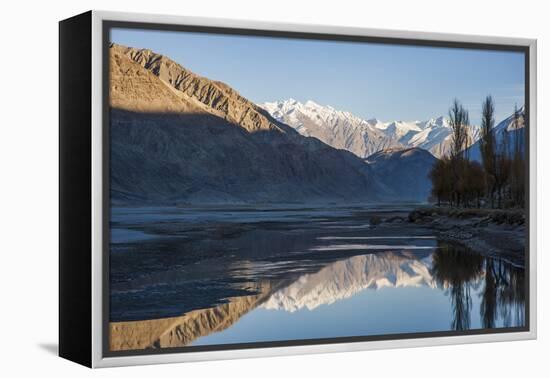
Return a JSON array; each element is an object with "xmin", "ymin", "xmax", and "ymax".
[{"xmin": 107, "ymin": 26, "xmax": 527, "ymax": 353}]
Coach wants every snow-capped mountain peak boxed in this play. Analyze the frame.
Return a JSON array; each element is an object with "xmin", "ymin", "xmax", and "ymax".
[
  {"xmin": 421, "ymin": 116, "xmax": 449, "ymax": 129},
  {"xmin": 260, "ymin": 99, "xmax": 398, "ymax": 157},
  {"xmin": 261, "ymin": 99, "xmax": 519, "ymax": 160},
  {"xmin": 259, "ymin": 99, "xmax": 476, "ymax": 158},
  {"xmin": 379, "ymin": 120, "xmax": 423, "ymax": 140},
  {"xmin": 304, "ymin": 99, "xmax": 323, "ymax": 109}
]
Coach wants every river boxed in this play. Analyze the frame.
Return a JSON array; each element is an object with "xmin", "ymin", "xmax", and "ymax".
[{"xmin": 108, "ymin": 205, "xmax": 525, "ymax": 351}]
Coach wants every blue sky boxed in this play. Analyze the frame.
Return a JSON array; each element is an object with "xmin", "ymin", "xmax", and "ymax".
[{"xmin": 111, "ymin": 28, "xmax": 525, "ymax": 125}]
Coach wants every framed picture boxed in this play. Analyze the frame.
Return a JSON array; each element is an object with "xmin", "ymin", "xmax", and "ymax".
[{"xmin": 59, "ymin": 10, "xmax": 537, "ymax": 368}]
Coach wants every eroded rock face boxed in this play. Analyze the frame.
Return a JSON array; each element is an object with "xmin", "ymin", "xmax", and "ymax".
[
  {"xmin": 111, "ymin": 44, "xmax": 290, "ymax": 134},
  {"xmin": 109, "ymin": 44, "xmax": 384, "ymax": 205}
]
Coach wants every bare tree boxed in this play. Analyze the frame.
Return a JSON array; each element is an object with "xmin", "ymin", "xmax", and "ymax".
[
  {"xmin": 448, "ymin": 99, "xmax": 470, "ymax": 206},
  {"xmin": 449, "ymin": 99, "xmax": 470, "ymax": 160},
  {"xmin": 429, "ymin": 98, "xmax": 526, "ymax": 209},
  {"xmin": 480, "ymin": 96, "xmax": 496, "ymax": 207}
]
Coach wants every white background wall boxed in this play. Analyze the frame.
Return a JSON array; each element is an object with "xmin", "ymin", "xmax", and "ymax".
[{"xmin": 0, "ymin": 0, "xmax": 546, "ymax": 376}]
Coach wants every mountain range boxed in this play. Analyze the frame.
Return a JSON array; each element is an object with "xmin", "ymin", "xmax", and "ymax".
[
  {"xmin": 109, "ymin": 44, "xmax": 388, "ymax": 204},
  {"xmin": 109, "ymin": 43, "xmax": 524, "ymax": 205},
  {"xmin": 261, "ymin": 99, "xmax": 481, "ymax": 159}
]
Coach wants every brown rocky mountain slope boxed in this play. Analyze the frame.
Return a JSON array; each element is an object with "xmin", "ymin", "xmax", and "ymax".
[
  {"xmin": 109, "ymin": 44, "xmax": 389, "ymax": 204},
  {"xmin": 111, "ymin": 43, "xmax": 292, "ymax": 134}
]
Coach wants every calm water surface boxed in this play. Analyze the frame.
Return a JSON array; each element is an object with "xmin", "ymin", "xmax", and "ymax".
[{"xmin": 109, "ymin": 206, "xmax": 525, "ymax": 350}]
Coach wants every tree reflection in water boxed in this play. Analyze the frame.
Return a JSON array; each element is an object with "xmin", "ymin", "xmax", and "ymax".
[{"xmin": 431, "ymin": 242, "xmax": 525, "ymax": 331}]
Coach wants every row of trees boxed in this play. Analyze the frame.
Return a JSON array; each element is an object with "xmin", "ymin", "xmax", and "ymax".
[{"xmin": 429, "ymin": 97, "xmax": 525, "ymax": 209}]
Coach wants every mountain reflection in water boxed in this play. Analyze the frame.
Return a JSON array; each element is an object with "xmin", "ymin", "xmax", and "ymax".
[
  {"xmin": 109, "ymin": 207, "xmax": 525, "ymax": 351},
  {"xmin": 110, "ymin": 244, "xmax": 524, "ymax": 350}
]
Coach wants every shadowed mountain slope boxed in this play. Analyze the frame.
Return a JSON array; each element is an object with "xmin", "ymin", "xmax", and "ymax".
[
  {"xmin": 365, "ymin": 147, "xmax": 437, "ymax": 202},
  {"xmin": 109, "ymin": 44, "xmax": 386, "ymax": 204}
]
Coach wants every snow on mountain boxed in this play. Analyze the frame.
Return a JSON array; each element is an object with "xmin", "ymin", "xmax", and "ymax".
[
  {"xmin": 366, "ymin": 118, "xmax": 387, "ymax": 130},
  {"xmin": 467, "ymin": 106, "xmax": 525, "ymax": 162},
  {"xmin": 376, "ymin": 120, "xmax": 423, "ymax": 140},
  {"xmin": 411, "ymin": 116, "xmax": 481, "ymax": 158},
  {"xmin": 261, "ymin": 99, "xmax": 399, "ymax": 158},
  {"xmin": 409, "ymin": 117, "xmax": 449, "ymax": 145},
  {"xmin": 261, "ymin": 251, "xmax": 437, "ymax": 312},
  {"xmin": 260, "ymin": 99, "xmax": 481, "ymax": 158}
]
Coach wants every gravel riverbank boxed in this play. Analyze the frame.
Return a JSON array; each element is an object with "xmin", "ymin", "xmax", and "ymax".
[{"xmin": 407, "ymin": 207, "xmax": 526, "ymax": 267}]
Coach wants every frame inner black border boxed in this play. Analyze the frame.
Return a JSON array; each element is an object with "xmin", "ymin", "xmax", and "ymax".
[{"xmin": 102, "ymin": 20, "xmax": 531, "ymax": 358}]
